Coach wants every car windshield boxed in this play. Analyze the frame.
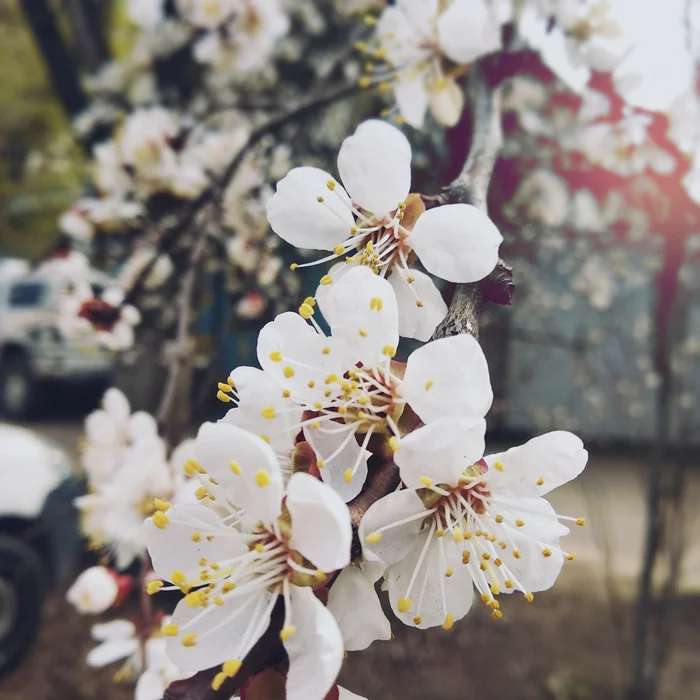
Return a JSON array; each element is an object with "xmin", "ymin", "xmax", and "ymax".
[{"xmin": 8, "ymin": 281, "xmax": 47, "ymax": 308}]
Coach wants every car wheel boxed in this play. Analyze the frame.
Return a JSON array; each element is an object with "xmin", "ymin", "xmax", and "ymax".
[
  {"xmin": 0, "ymin": 354, "xmax": 35, "ymax": 419},
  {"xmin": 0, "ymin": 535, "xmax": 45, "ymax": 678}
]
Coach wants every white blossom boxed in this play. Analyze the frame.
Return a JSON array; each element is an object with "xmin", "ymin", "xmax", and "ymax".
[
  {"xmin": 267, "ymin": 119, "xmax": 502, "ymax": 341},
  {"xmin": 66, "ymin": 566, "xmax": 119, "ymax": 614}
]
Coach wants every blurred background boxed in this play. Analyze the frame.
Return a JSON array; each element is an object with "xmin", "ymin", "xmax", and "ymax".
[{"xmin": 1, "ymin": 1, "xmax": 699, "ymax": 699}]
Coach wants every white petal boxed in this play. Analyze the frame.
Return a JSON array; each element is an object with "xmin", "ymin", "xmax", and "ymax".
[
  {"xmin": 314, "ymin": 260, "xmax": 355, "ymax": 315},
  {"xmin": 195, "ymin": 422, "xmax": 283, "ymax": 527},
  {"xmin": 86, "ymin": 638, "xmax": 139, "ymax": 667},
  {"xmin": 267, "ymin": 166, "xmax": 354, "ymax": 250},
  {"xmin": 394, "ymin": 76, "xmax": 429, "ymax": 129},
  {"xmin": 103, "ymin": 387, "xmax": 130, "ymax": 424},
  {"xmin": 488, "ymin": 495, "xmax": 568, "ymax": 592},
  {"xmin": 286, "ymin": 472, "xmax": 352, "ymax": 572},
  {"xmin": 66, "ymin": 566, "xmax": 118, "ymax": 614},
  {"xmin": 338, "ymin": 688, "xmax": 368, "ymax": 700},
  {"xmin": 91, "ymin": 619, "xmax": 136, "ymax": 642},
  {"xmin": 407, "ymin": 204, "xmax": 502, "ymax": 283},
  {"xmin": 85, "ymin": 409, "xmax": 119, "ymax": 444},
  {"xmin": 144, "ymin": 503, "xmax": 247, "ymax": 582},
  {"xmin": 485, "ymin": 432, "xmax": 588, "ymax": 497},
  {"xmin": 223, "ymin": 366, "xmax": 302, "ymax": 453},
  {"xmin": 427, "ymin": 78, "xmax": 464, "ymax": 128},
  {"xmin": 394, "ymin": 417, "xmax": 486, "ymax": 489},
  {"xmin": 257, "ymin": 312, "xmax": 346, "ymax": 405},
  {"xmin": 135, "ymin": 670, "xmax": 165, "ymax": 700},
  {"xmin": 397, "ymin": 0, "xmax": 439, "ymax": 28},
  {"xmin": 388, "ymin": 269, "xmax": 447, "ymax": 342},
  {"xmin": 323, "ymin": 266, "xmax": 399, "ymax": 368},
  {"xmin": 129, "ymin": 411, "xmax": 159, "ymax": 443},
  {"xmin": 437, "ymin": 0, "xmax": 502, "ymax": 64},
  {"xmin": 399, "ymin": 334, "xmax": 493, "ymax": 424},
  {"xmin": 326, "ymin": 566, "xmax": 392, "ymax": 651},
  {"xmin": 337, "ymin": 120, "xmax": 411, "ymax": 216},
  {"xmin": 359, "ymin": 489, "xmax": 427, "ymax": 580},
  {"xmin": 167, "ymin": 585, "xmax": 274, "ymax": 672},
  {"xmin": 303, "ymin": 424, "xmax": 369, "ymax": 503},
  {"xmin": 284, "ymin": 586, "xmax": 344, "ymax": 700},
  {"xmin": 387, "ymin": 530, "xmax": 474, "ymax": 628}
]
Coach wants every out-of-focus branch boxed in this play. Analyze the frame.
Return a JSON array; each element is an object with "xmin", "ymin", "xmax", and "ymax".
[
  {"xmin": 156, "ymin": 231, "xmax": 209, "ymax": 442},
  {"xmin": 123, "ymin": 81, "xmax": 360, "ymax": 307},
  {"xmin": 432, "ymin": 65, "xmax": 513, "ymax": 341}
]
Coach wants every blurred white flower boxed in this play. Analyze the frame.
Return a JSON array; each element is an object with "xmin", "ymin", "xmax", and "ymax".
[
  {"xmin": 370, "ymin": 0, "xmax": 501, "ymax": 128},
  {"xmin": 66, "ymin": 566, "xmax": 119, "ymax": 614}
]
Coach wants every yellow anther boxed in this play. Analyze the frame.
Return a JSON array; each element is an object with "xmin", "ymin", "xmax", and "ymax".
[
  {"xmin": 418, "ymin": 475, "xmax": 433, "ymax": 488},
  {"xmin": 464, "ymin": 532, "xmax": 473, "ymax": 540},
  {"xmin": 566, "ymin": 553, "xmax": 576, "ymax": 561},
  {"xmin": 495, "ymin": 515, "xmax": 504, "ymax": 523},
  {"xmin": 259, "ymin": 434, "xmax": 271, "ymax": 443},
  {"xmin": 358, "ymin": 395, "xmax": 370, "ymax": 405},
  {"xmin": 395, "ymin": 115, "xmax": 406, "ymax": 125},
  {"xmin": 255, "ymin": 543, "xmax": 264, "ymax": 553},
  {"xmin": 326, "ymin": 180, "xmax": 336, "ymax": 191},
  {"xmin": 153, "ymin": 499, "xmax": 170, "ymax": 513},
  {"xmin": 185, "ymin": 592, "xmax": 201, "ymax": 608},
  {"xmin": 195, "ymin": 487, "xmax": 210, "ymax": 500},
  {"xmin": 217, "ymin": 390, "xmax": 231, "ymax": 403},
  {"xmin": 146, "ymin": 580, "xmax": 163, "ymax": 595},
  {"xmin": 333, "ymin": 244, "xmax": 345, "ymax": 255},
  {"xmin": 321, "ymin": 347, "xmax": 331, "ymax": 355},
  {"xmin": 198, "ymin": 558, "xmax": 207, "ymax": 566},
  {"xmin": 481, "ymin": 593, "xmax": 490, "ymax": 603},
  {"xmin": 424, "ymin": 380, "xmax": 434, "ymax": 390},
  {"xmin": 152, "ymin": 511, "xmax": 170, "ymax": 529},
  {"xmin": 445, "ymin": 568, "xmax": 454, "ymax": 578},
  {"xmin": 370, "ymin": 296, "xmax": 384, "ymax": 311},
  {"xmin": 210, "ymin": 562, "xmax": 220, "ymax": 570},
  {"xmin": 442, "ymin": 613, "xmax": 454, "ymax": 630},
  {"xmin": 504, "ymin": 580, "xmax": 514, "ymax": 589},
  {"xmin": 357, "ymin": 411, "xmax": 368, "ymax": 420},
  {"xmin": 214, "ymin": 596, "xmax": 224, "ymax": 606},
  {"xmin": 413, "ymin": 616, "xmax": 423, "ymax": 625},
  {"xmin": 492, "ymin": 609, "xmax": 503, "ymax": 620},
  {"xmin": 211, "ymin": 672, "xmax": 227, "ymax": 691},
  {"xmin": 382, "ymin": 345, "xmax": 396, "ymax": 357},
  {"xmin": 280, "ymin": 625, "xmax": 297, "ymax": 642},
  {"xmin": 415, "ymin": 300, "xmax": 424, "ymax": 308},
  {"xmin": 315, "ymin": 570, "xmax": 327, "ymax": 582},
  {"xmin": 515, "ymin": 519, "xmax": 525, "ymax": 527},
  {"xmin": 524, "ymin": 592, "xmax": 534, "ymax": 602},
  {"xmin": 183, "ymin": 459, "xmax": 199, "ymax": 476},
  {"xmin": 261, "ymin": 406, "xmax": 276, "ymax": 419},
  {"xmin": 290, "ymin": 263, "xmax": 298, "ymax": 270},
  {"xmin": 282, "ymin": 389, "xmax": 291, "ymax": 398},
  {"xmin": 358, "ymin": 76, "xmax": 372, "ymax": 88},
  {"xmin": 482, "ymin": 553, "xmax": 491, "ymax": 561},
  {"xmin": 344, "ymin": 468, "xmax": 353, "ymax": 483},
  {"xmin": 222, "ymin": 581, "xmax": 235, "ymax": 593},
  {"xmin": 181, "ymin": 632, "xmax": 197, "ymax": 647},
  {"xmin": 388, "ymin": 436, "xmax": 401, "ymax": 452},
  {"xmin": 363, "ymin": 14, "xmax": 377, "ymax": 25},
  {"xmin": 269, "ymin": 351, "xmax": 283, "ymax": 362},
  {"xmin": 354, "ymin": 40, "xmax": 367, "ymax": 51},
  {"xmin": 338, "ymin": 406, "xmax": 347, "ymax": 414},
  {"xmin": 576, "ymin": 518, "xmax": 586, "ymax": 526},
  {"xmin": 487, "ymin": 534, "xmax": 497, "ymax": 542},
  {"xmin": 358, "ymin": 329, "xmax": 368, "ymax": 337},
  {"xmin": 217, "ymin": 382, "xmax": 233, "ymax": 394},
  {"xmin": 480, "ymin": 562, "xmax": 487, "ymax": 571},
  {"xmin": 319, "ymin": 275, "xmax": 333, "ymax": 287},
  {"xmin": 452, "ymin": 527, "xmax": 464, "ymax": 542},
  {"xmin": 227, "ymin": 376, "xmax": 235, "ymax": 387},
  {"xmin": 350, "ymin": 226, "xmax": 358, "ymax": 235},
  {"xmin": 317, "ymin": 195, "xmax": 325, "ymax": 203},
  {"xmin": 499, "ymin": 541, "xmax": 507, "ymax": 550},
  {"xmin": 283, "ymin": 366, "xmax": 295, "ymax": 378},
  {"xmin": 494, "ymin": 461, "xmax": 505, "ymax": 472},
  {"xmin": 397, "ymin": 597, "xmax": 412, "ymax": 613},
  {"xmin": 256, "ymin": 470, "xmax": 270, "ymax": 487},
  {"xmin": 171, "ymin": 570, "xmax": 187, "ymax": 587},
  {"xmin": 229, "ymin": 460, "xmax": 241, "ymax": 475},
  {"xmin": 494, "ymin": 558, "xmax": 502, "ymax": 567},
  {"xmin": 299, "ymin": 303, "xmax": 315, "ymax": 319},
  {"xmin": 536, "ymin": 477, "xmax": 545, "ymax": 486},
  {"xmin": 304, "ymin": 296, "xmax": 316, "ymax": 307},
  {"xmin": 325, "ymin": 373, "xmax": 338, "ymax": 384},
  {"xmin": 311, "ymin": 422, "xmax": 321, "ymax": 430},
  {"xmin": 542, "ymin": 548, "xmax": 552, "ymax": 558},
  {"xmin": 489, "ymin": 599, "xmax": 500, "ymax": 609},
  {"xmin": 513, "ymin": 550, "xmax": 521, "ymax": 559},
  {"xmin": 161, "ymin": 624, "xmax": 178, "ymax": 636},
  {"xmin": 308, "ymin": 380, "xmax": 316, "ymax": 388},
  {"xmin": 365, "ymin": 531, "xmax": 382, "ymax": 544}
]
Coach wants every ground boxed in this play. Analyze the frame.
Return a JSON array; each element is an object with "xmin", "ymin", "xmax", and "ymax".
[{"xmin": 2, "ymin": 419, "xmax": 699, "ymax": 700}]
